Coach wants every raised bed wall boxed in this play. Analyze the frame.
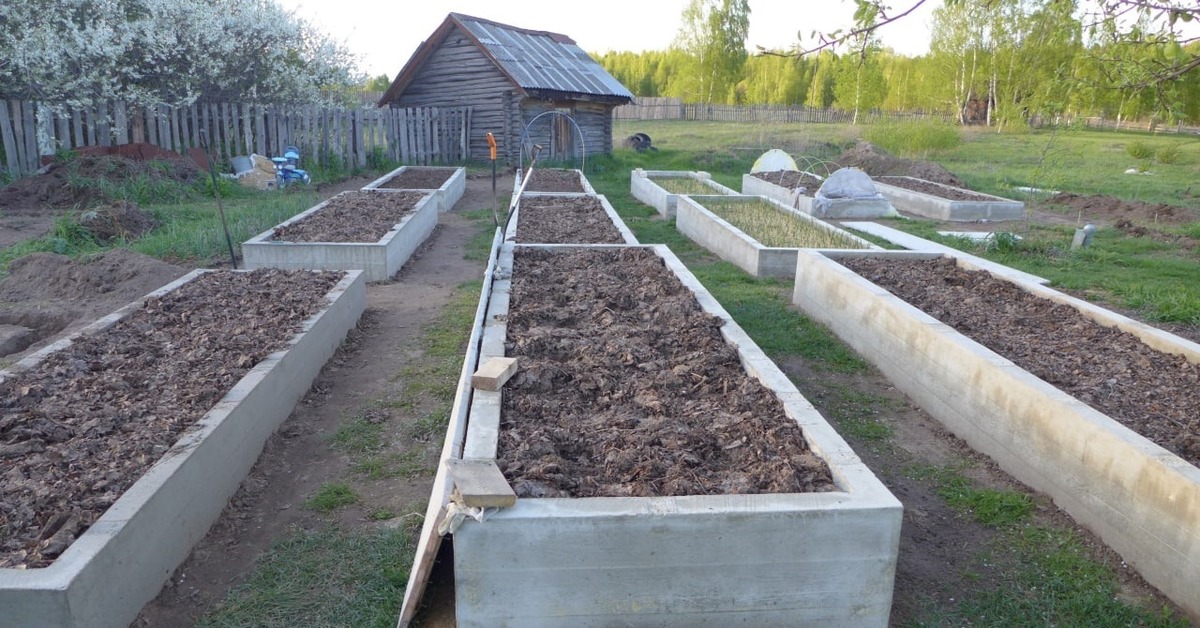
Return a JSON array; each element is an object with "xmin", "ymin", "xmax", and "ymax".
[
  {"xmin": 791, "ymin": 250, "xmax": 1200, "ymax": 619},
  {"xmin": 630, "ymin": 169, "xmax": 737, "ymax": 218},
  {"xmin": 0, "ymin": 270, "xmax": 366, "ymax": 628},
  {"xmin": 453, "ymin": 242, "xmax": 902, "ymax": 627},
  {"xmin": 676, "ymin": 195, "xmax": 880, "ymax": 279},
  {"xmin": 242, "ymin": 192, "xmax": 437, "ymax": 282},
  {"xmin": 361, "ymin": 165, "xmax": 466, "ymax": 213},
  {"xmin": 873, "ymin": 176, "xmax": 1024, "ymax": 221}
]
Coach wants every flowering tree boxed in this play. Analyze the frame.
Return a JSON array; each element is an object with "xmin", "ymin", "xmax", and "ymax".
[{"xmin": 0, "ymin": 0, "xmax": 362, "ymax": 109}]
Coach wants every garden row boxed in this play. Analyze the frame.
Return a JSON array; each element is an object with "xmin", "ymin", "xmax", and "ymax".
[
  {"xmin": 633, "ymin": 164, "xmax": 1199, "ymax": 619},
  {"xmin": 400, "ymin": 166, "xmax": 904, "ymax": 627},
  {"xmin": 0, "ymin": 165, "xmax": 469, "ymax": 627}
]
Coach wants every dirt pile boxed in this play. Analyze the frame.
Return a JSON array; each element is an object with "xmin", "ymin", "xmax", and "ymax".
[
  {"xmin": 836, "ymin": 141, "xmax": 965, "ymax": 188},
  {"xmin": 78, "ymin": 201, "xmax": 158, "ymax": 242},
  {"xmin": 0, "ymin": 154, "xmax": 201, "ymax": 211},
  {"xmin": 1049, "ymin": 193, "xmax": 1200, "ymax": 225}
]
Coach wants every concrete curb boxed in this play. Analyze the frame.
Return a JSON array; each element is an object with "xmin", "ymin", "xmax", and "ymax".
[
  {"xmin": 791, "ymin": 250, "xmax": 1200, "ymax": 620},
  {"xmin": 362, "ymin": 166, "xmax": 467, "ymax": 213},
  {"xmin": 873, "ymin": 176, "xmax": 1024, "ymax": 221},
  {"xmin": 676, "ymin": 194, "xmax": 880, "ymax": 279},
  {"xmin": 452, "ymin": 242, "xmax": 902, "ymax": 627},
  {"xmin": 242, "ymin": 191, "xmax": 438, "ymax": 281},
  {"xmin": 0, "ymin": 269, "xmax": 366, "ymax": 628}
]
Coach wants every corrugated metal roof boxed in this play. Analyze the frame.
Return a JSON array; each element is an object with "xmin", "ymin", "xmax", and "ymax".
[{"xmin": 453, "ymin": 14, "xmax": 633, "ymax": 100}]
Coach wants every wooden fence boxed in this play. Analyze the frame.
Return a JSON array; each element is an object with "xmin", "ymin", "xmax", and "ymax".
[
  {"xmin": 614, "ymin": 98, "xmax": 953, "ymax": 124},
  {"xmin": 0, "ymin": 100, "xmax": 471, "ymax": 179}
]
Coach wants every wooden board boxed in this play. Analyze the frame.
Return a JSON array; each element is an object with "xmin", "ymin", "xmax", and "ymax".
[
  {"xmin": 471, "ymin": 356, "xmax": 517, "ymax": 391},
  {"xmin": 447, "ymin": 458, "xmax": 516, "ymax": 509}
]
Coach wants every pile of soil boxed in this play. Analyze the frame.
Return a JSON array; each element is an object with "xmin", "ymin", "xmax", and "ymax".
[
  {"xmin": 0, "ymin": 269, "xmax": 343, "ymax": 568},
  {"xmin": 523, "ymin": 168, "xmax": 585, "ymax": 193},
  {"xmin": 1114, "ymin": 219, "xmax": 1200, "ymax": 251},
  {"xmin": 1048, "ymin": 193, "xmax": 1200, "ymax": 225},
  {"xmin": 877, "ymin": 176, "xmax": 997, "ymax": 202},
  {"xmin": 750, "ymin": 170, "xmax": 825, "ymax": 192},
  {"xmin": 273, "ymin": 190, "xmax": 426, "ymax": 243},
  {"xmin": 841, "ymin": 256, "xmax": 1200, "ymax": 466},
  {"xmin": 78, "ymin": 201, "xmax": 158, "ymax": 242},
  {"xmin": 836, "ymin": 141, "xmax": 965, "ymax": 188},
  {"xmin": 498, "ymin": 247, "xmax": 835, "ymax": 498},
  {"xmin": 377, "ymin": 168, "xmax": 456, "ymax": 190},
  {"xmin": 0, "ymin": 154, "xmax": 201, "ymax": 211},
  {"xmin": 514, "ymin": 196, "xmax": 625, "ymax": 244},
  {"xmin": 0, "ymin": 249, "xmax": 186, "ymax": 307}
]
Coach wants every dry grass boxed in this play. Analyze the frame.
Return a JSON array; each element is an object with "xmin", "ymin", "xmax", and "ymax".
[{"xmin": 702, "ymin": 197, "xmax": 868, "ymax": 249}]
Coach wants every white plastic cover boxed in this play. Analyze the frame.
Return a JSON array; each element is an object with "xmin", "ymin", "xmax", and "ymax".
[{"xmin": 751, "ymin": 149, "xmax": 798, "ymax": 173}]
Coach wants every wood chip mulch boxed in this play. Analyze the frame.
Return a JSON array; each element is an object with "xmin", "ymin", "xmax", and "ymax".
[
  {"xmin": 841, "ymin": 256, "xmax": 1200, "ymax": 467},
  {"xmin": 523, "ymin": 168, "xmax": 585, "ymax": 193},
  {"xmin": 515, "ymin": 196, "xmax": 625, "ymax": 244},
  {"xmin": 498, "ymin": 247, "xmax": 836, "ymax": 498},
  {"xmin": 272, "ymin": 190, "xmax": 425, "ymax": 243},
  {"xmin": 877, "ymin": 176, "xmax": 997, "ymax": 202},
  {"xmin": 0, "ymin": 269, "xmax": 343, "ymax": 568},
  {"xmin": 751, "ymin": 170, "xmax": 825, "ymax": 193},
  {"xmin": 377, "ymin": 168, "xmax": 455, "ymax": 190}
]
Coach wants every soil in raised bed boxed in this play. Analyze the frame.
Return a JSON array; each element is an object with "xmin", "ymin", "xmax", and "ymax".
[
  {"xmin": 272, "ymin": 190, "xmax": 426, "ymax": 243},
  {"xmin": 0, "ymin": 269, "xmax": 343, "ymax": 569},
  {"xmin": 377, "ymin": 168, "xmax": 456, "ymax": 190},
  {"xmin": 498, "ymin": 247, "xmax": 835, "ymax": 498},
  {"xmin": 840, "ymin": 256, "xmax": 1200, "ymax": 467},
  {"xmin": 878, "ymin": 176, "xmax": 998, "ymax": 202},
  {"xmin": 523, "ymin": 168, "xmax": 585, "ymax": 193},
  {"xmin": 514, "ymin": 196, "xmax": 625, "ymax": 244},
  {"xmin": 751, "ymin": 170, "xmax": 825, "ymax": 192}
]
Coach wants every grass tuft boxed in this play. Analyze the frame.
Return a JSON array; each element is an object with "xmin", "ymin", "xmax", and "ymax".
[{"xmin": 305, "ymin": 483, "xmax": 359, "ymax": 512}]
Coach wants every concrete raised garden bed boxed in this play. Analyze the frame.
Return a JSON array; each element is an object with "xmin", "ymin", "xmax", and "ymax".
[
  {"xmin": 506, "ymin": 194, "xmax": 638, "ymax": 245},
  {"xmin": 452, "ymin": 242, "xmax": 902, "ymax": 627},
  {"xmin": 514, "ymin": 168, "xmax": 597, "ymax": 196},
  {"xmin": 742, "ymin": 171, "xmax": 894, "ymax": 219},
  {"xmin": 791, "ymin": 249, "xmax": 1200, "ymax": 619},
  {"xmin": 873, "ymin": 176, "xmax": 1024, "ymax": 221},
  {"xmin": 362, "ymin": 165, "xmax": 466, "ymax": 213},
  {"xmin": 630, "ymin": 168, "xmax": 738, "ymax": 218},
  {"xmin": 242, "ymin": 190, "xmax": 437, "ymax": 282},
  {"xmin": 676, "ymin": 195, "xmax": 880, "ymax": 279},
  {"xmin": 0, "ymin": 269, "xmax": 366, "ymax": 628}
]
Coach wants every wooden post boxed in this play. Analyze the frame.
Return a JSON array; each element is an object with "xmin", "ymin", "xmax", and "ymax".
[
  {"xmin": 0, "ymin": 100, "xmax": 19, "ymax": 178},
  {"xmin": 55, "ymin": 111, "xmax": 70, "ymax": 152},
  {"xmin": 20, "ymin": 100, "xmax": 37, "ymax": 172}
]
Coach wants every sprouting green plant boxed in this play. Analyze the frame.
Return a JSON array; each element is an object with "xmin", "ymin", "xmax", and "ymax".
[
  {"xmin": 305, "ymin": 483, "xmax": 359, "ymax": 512},
  {"xmin": 701, "ymin": 197, "xmax": 868, "ymax": 249},
  {"xmin": 1155, "ymin": 145, "xmax": 1181, "ymax": 165},
  {"xmin": 1126, "ymin": 140, "xmax": 1154, "ymax": 160},
  {"xmin": 650, "ymin": 176, "xmax": 720, "ymax": 194}
]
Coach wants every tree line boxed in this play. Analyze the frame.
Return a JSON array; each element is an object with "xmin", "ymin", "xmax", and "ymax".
[{"xmin": 597, "ymin": 0, "xmax": 1200, "ymax": 126}]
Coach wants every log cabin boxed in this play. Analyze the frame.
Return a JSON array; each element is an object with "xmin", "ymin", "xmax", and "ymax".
[{"xmin": 377, "ymin": 13, "xmax": 633, "ymax": 164}]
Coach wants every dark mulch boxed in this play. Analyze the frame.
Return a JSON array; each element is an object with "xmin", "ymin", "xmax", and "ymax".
[
  {"xmin": 0, "ymin": 269, "xmax": 343, "ymax": 568},
  {"xmin": 523, "ymin": 168, "xmax": 585, "ymax": 193},
  {"xmin": 751, "ymin": 170, "xmax": 825, "ymax": 192},
  {"xmin": 272, "ymin": 190, "xmax": 426, "ymax": 243},
  {"xmin": 377, "ymin": 168, "xmax": 456, "ymax": 190},
  {"xmin": 515, "ymin": 196, "xmax": 625, "ymax": 244},
  {"xmin": 877, "ymin": 177, "xmax": 998, "ymax": 201},
  {"xmin": 1049, "ymin": 193, "xmax": 1200, "ymax": 225},
  {"xmin": 498, "ymin": 248, "xmax": 836, "ymax": 498},
  {"xmin": 841, "ymin": 256, "xmax": 1200, "ymax": 466}
]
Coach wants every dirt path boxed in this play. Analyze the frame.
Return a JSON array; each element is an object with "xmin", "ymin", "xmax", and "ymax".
[{"xmin": 135, "ymin": 173, "xmax": 508, "ymax": 626}]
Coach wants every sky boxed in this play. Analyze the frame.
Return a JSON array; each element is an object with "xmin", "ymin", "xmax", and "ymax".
[{"xmin": 291, "ymin": 0, "xmax": 943, "ymax": 78}]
